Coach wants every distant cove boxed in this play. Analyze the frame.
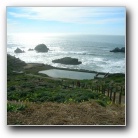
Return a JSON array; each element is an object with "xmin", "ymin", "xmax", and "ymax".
[{"xmin": 38, "ymin": 69, "xmax": 101, "ymax": 80}]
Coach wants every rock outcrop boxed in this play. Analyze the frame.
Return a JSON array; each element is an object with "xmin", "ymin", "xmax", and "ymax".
[
  {"xmin": 110, "ymin": 47, "xmax": 125, "ymax": 53},
  {"xmin": 14, "ymin": 48, "xmax": 25, "ymax": 53},
  {"xmin": 34, "ymin": 44, "xmax": 49, "ymax": 52},
  {"xmin": 28, "ymin": 48, "xmax": 34, "ymax": 51},
  {"xmin": 52, "ymin": 57, "xmax": 82, "ymax": 65}
]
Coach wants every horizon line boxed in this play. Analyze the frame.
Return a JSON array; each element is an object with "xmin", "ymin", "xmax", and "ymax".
[{"xmin": 7, "ymin": 32, "xmax": 125, "ymax": 36}]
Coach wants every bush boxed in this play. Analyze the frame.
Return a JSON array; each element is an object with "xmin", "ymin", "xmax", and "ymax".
[
  {"xmin": 7, "ymin": 103, "xmax": 27, "ymax": 112},
  {"xmin": 53, "ymin": 95, "xmax": 66, "ymax": 103},
  {"xmin": 96, "ymin": 100, "xmax": 107, "ymax": 107}
]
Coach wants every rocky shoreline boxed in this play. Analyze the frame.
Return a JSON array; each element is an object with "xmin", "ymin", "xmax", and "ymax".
[
  {"xmin": 24, "ymin": 63, "xmax": 125, "ymax": 80},
  {"xmin": 8, "ymin": 54, "xmax": 125, "ymax": 78}
]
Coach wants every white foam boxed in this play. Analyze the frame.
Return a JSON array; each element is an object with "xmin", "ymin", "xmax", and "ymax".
[{"xmin": 7, "ymin": 34, "xmax": 125, "ymax": 73}]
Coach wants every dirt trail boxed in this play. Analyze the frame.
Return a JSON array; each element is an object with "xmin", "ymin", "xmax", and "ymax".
[{"xmin": 24, "ymin": 63, "xmax": 45, "ymax": 69}]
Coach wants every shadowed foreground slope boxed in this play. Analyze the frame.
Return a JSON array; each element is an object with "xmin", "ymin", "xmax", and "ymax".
[{"xmin": 7, "ymin": 101, "xmax": 125, "ymax": 125}]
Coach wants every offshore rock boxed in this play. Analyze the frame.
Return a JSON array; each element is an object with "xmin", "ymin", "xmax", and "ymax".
[
  {"xmin": 52, "ymin": 57, "xmax": 82, "ymax": 65},
  {"xmin": 14, "ymin": 48, "xmax": 25, "ymax": 53},
  {"xmin": 28, "ymin": 48, "xmax": 34, "ymax": 51},
  {"xmin": 110, "ymin": 47, "xmax": 125, "ymax": 53},
  {"xmin": 34, "ymin": 44, "xmax": 49, "ymax": 52}
]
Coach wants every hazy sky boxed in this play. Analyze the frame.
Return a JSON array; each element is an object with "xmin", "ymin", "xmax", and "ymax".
[{"xmin": 7, "ymin": 7, "xmax": 126, "ymax": 35}]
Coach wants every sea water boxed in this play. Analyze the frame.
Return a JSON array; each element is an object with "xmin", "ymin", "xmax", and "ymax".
[
  {"xmin": 39, "ymin": 69, "xmax": 97, "ymax": 80},
  {"xmin": 7, "ymin": 33, "xmax": 125, "ymax": 73}
]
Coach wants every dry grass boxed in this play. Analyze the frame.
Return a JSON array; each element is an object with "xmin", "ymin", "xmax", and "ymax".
[{"xmin": 7, "ymin": 100, "xmax": 125, "ymax": 125}]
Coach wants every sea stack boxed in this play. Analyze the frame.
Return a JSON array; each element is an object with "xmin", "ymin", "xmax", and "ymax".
[
  {"xmin": 28, "ymin": 48, "xmax": 34, "ymax": 51},
  {"xmin": 34, "ymin": 44, "xmax": 49, "ymax": 53},
  {"xmin": 14, "ymin": 48, "xmax": 25, "ymax": 53},
  {"xmin": 110, "ymin": 47, "xmax": 125, "ymax": 53},
  {"xmin": 52, "ymin": 57, "xmax": 82, "ymax": 65}
]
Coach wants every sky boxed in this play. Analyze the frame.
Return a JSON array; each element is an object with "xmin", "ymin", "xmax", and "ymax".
[{"xmin": 7, "ymin": 7, "xmax": 126, "ymax": 35}]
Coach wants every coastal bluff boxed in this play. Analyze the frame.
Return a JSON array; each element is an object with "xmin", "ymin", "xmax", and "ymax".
[
  {"xmin": 7, "ymin": 54, "xmax": 26, "ymax": 74},
  {"xmin": 52, "ymin": 57, "xmax": 82, "ymax": 65}
]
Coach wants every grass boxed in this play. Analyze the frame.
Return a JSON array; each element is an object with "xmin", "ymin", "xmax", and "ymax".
[
  {"xmin": 7, "ymin": 102, "xmax": 27, "ymax": 112},
  {"xmin": 7, "ymin": 100, "xmax": 125, "ymax": 125},
  {"xmin": 7, "ymin": 54, "xmax": 125, "ymax": 125}
]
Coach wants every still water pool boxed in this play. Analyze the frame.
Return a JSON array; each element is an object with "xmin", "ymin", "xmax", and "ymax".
[{"xmin": 39, "ymin": 69, "xmax": 97, "ymax": 80}]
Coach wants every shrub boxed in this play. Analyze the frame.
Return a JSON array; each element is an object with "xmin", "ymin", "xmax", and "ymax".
[
  {"xmin": 96, "ymin": 100, "xmax": 107, "ymax": 107},
  {"xmin": 53, "ymin": 95, "xmax": 65, "ymax": 103},
  {"xmin": 7, "ymin": 103, "xmax": 27, "ymax": 112}
]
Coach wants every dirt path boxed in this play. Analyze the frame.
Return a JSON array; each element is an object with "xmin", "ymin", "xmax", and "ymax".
[{"xmin": 24, "ymin": 63, "xmax": 45, "ymax": 69}]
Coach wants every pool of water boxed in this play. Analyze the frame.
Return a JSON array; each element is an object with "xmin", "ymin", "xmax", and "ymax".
[{"xmin": 39, "ymin": 69, "xmax": 97, "ymax": 80}]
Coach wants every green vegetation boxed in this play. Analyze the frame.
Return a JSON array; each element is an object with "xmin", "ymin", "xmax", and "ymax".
[
  {"xmin": 7, "ymin": 102, "xmax": 27, "ymax": 112},
  {"xmin": 7, "ymin": 54, "xmax": 125, "ymax": 125},
  {"xmin": 7, "ymin": 73, "xmax": 111, "ymax": 106},
  {"xmin": 96, "ymin": 100, "xmax": 107, "ymax": 107}
]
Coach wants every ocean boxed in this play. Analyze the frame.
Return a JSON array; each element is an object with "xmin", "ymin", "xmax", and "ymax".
[{"xmin": 7, "ymin": 33, "xmax": 125, "ymax": 74}]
